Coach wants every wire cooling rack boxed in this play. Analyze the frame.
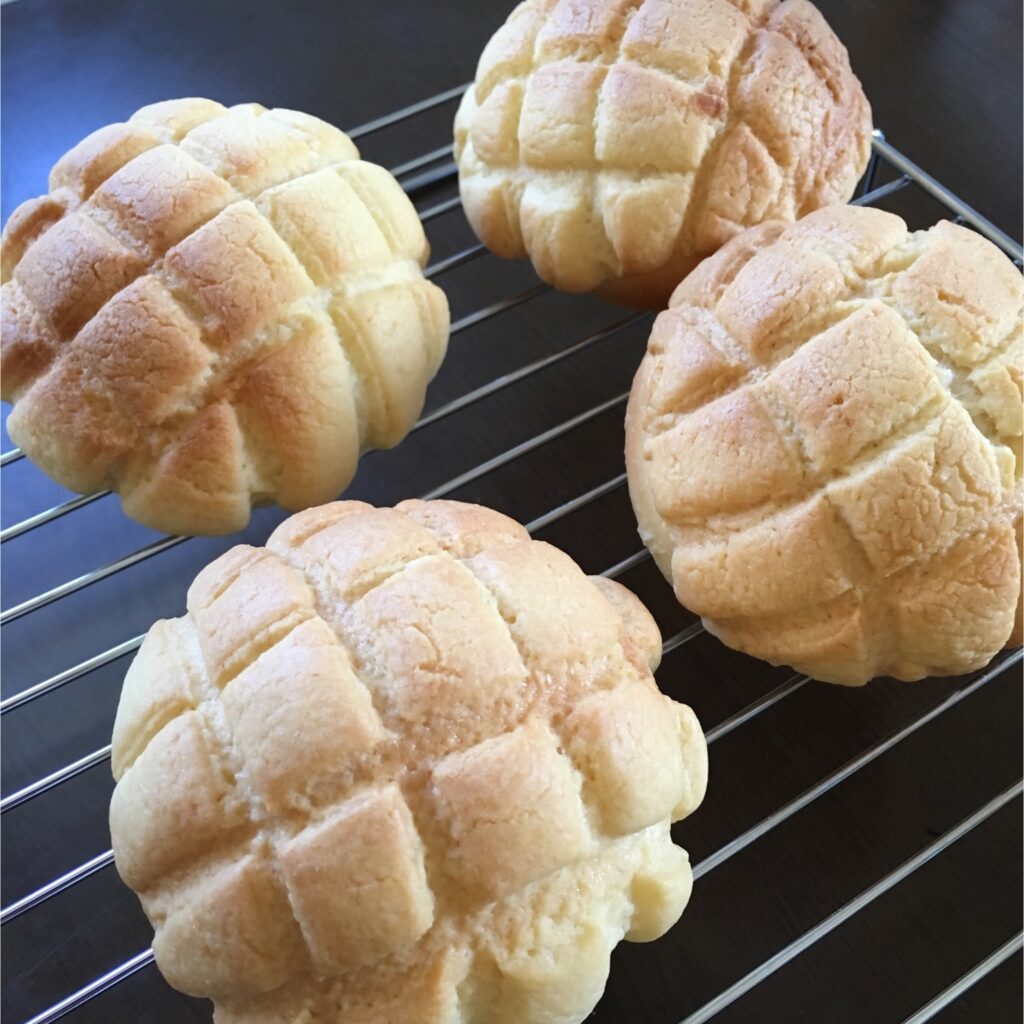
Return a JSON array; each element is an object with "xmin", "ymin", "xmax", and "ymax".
[{"xmin": 1, "ymin": 83, "xmax": 1022, "ymax": 1024}]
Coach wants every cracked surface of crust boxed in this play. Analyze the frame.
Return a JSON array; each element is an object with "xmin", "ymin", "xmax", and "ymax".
[
  {"xmin": 454, "ymin": 0, "xmax": 872, "ymax": 308},
  {"xmin": 626, "ymin": 205, "xmax": 1024, "ymax": 684},
  {"xmin": 1, "ymin": 99, "xmax": 450, "ymax": 535},
  {"xmin": 109, "ymin": 499, "xmax": 708, "ymax": 1023}
]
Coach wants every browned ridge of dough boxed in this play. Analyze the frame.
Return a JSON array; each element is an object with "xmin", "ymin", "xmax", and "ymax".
[
  {"xmin": 109, "ymin": 500, "xmax": 708, "ymax": 1024},
  {"xmin": 455, "ymin": 0, "xmax": 872, "ymax": 308},
  {"xmin": 1, "ymin": 99, "xmax": 450, "ymax": 535},
  {"xmin": 626, "ymin": 205, "xmax": 1024, "ymax": 685}
]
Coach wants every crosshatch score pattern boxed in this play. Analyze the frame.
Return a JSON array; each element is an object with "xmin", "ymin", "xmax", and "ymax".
[
  {"xmin": 1, "ymin": 99, "xmax": 448, "ymax": 535},
  {"xmin": 110, "ymin": 499, "xmax": 707, "ymax": 1022},
  {"xmin": 1, "ymin": 73, "xmax": 1022, "ymax": 1024}
]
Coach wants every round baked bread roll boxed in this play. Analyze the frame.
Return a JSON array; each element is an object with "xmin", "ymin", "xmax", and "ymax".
[
  {"xmin": 1, "ymin": 99, "xmax": 449, "ymax": 535},
  {"xmin": 454, "ymin": 0, "xmax": 872, "ymax": 308},
  {"xmin": 110, "ymin": 499, "xmax": 707, "ymax": 1024},
  {"xmin": 626, "ymin": 206, "xmax": 1023, "ymax": 685}
]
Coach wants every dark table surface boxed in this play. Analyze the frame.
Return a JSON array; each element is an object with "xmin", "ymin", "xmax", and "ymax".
[{"xmin": 1, "ymin": 1, "xmax": 1021, "ymax": 1022}]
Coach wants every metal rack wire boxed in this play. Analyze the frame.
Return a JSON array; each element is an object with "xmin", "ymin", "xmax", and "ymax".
[{"xmin": 2, "ymin": 82, "xmax": 1022, "ymax": 1024}]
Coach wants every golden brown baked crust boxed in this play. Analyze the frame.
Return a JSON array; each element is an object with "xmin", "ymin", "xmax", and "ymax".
[
  {"xmin": 454, "ymin": 0, "xmax": 872, "ymax": 309},
  {"xmin": 1, "ymin": 99, "xmax": 449, "ymax": 535},
  {"xmin": 625, "ymin": 206, "xmax": 1023, "ymax": 685},
  {"xmin": 109, "ymin": 499, "xmax": 707, "ymax": 1023}
]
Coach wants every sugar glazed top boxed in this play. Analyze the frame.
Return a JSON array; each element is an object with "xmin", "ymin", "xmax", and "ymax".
[
  {"xmin": 1, "ymin": 99, "xmax": 449, "ymax": 535},
  {"xmin": 455, "ymin": 0, "xmax": 872, "ymax": 307},
  {"xmin": 627, "ymin": 205, "xmax": 1024, "ymax": 685},
  {"xmin": 109, "ymin": 500, "xmax": 708, "ymax": 1023}
]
